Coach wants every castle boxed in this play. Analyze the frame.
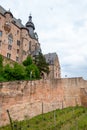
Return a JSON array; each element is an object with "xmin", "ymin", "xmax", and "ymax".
[
  {"xmin": 0, "ymin": 5, "xmax": 61, "ymax": 79},
  {"xmin": 0, "ymin": 5, "xmax": 87, "ymax": 127}
]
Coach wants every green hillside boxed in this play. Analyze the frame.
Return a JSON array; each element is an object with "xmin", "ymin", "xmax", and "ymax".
[{"xmin": 0, "ymin": 106, "xmax": 87, "ymax": 130}]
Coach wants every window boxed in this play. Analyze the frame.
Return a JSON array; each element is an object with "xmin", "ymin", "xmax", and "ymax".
[
  {"xmin": 0, "ymin": 31, "xmax": 2, "ymax": 37},
  {"xmin": 17, "ymin": 40, "xmax": 20, "ymax": 46},
  {"xmin": 7, "ymin": 53, "xmax": 11, "ymax": 59},
  {"xmin": 29, "ymin": 41, "xmax": 31, "ymax": 51},
  {"xmin": 17, "ymin": 49, "xmax": 19, "ymax": 54},
  {"xmin": 0, "ymin": 40, "xmax": 2, "ymax": 46},
  {"xmin": 16, "ymin": 56, "xmax": 19, "ymax": 62},
  {"xmin": 8, "ymin": 34, "xmax": 13, "ymax": 44},
  {"xmin": 8, "ymin": 45, "xmax": 12, "ymax": 50}
]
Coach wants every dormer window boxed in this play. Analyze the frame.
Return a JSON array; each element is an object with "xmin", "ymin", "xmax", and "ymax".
[{"xmin": 8, "ymin": 34, "xmax": 13, "ymax": 44}]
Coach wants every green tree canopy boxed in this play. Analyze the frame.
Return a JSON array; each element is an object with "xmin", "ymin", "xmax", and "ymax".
[
  {"xmin": 34, "ymin": 53, "xmax": 49, "ymax": 75},
  {"xmin": 3, "ymin": 63, "xmax": 26, "ymax": 81},
  {"xmin": 23, "ymin": 55, "xmax": 40, "ymax": 79},
  {"xmin": 26, "ymin": 64, "xmax": 40, "ymax": 79},
  {"xmin": 23, "ymin": 56, "xmax": 33, "ymax": 66},
  {"xmin": 0, "ymin": 54, "xmax": 3, "ymax": 68},
  {"xmin": 3, "ymin": 64, "xmax": 14, "ymax": 81},
  {"xmin": 13, "ymin": 63, "xmax": 26, "ymax": 80}
]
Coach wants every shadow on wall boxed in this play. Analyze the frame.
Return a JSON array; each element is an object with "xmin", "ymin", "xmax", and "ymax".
[{"xmin": 80, "ymin": 88, "xmax": 87, "ymax": 107}]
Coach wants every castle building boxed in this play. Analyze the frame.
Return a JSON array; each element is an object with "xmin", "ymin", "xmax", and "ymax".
[
  {"xmin": 0, "ymin": 5, "xmax": 61, "ymax": 79},
  {"xmin": 44, "ymin": 53, "xmax": 61, "ymax": 79},
  {"xmin": 0, "ymin": 5, "xmax": 41, "ymax": 63}
]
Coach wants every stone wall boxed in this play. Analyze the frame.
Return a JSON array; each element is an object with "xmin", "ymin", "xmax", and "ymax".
[
  {"xmin": 0, "ymin": 77, "xmax": 87, "ymax": 126},
  {"xmin": 80, "ymin": 80, "xmax": 87, "ymax": 107}
]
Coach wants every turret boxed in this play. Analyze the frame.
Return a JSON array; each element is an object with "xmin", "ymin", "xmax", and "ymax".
[{"xmin": 26, "ymin": 14, "xmax": 35, "ymax": 38}]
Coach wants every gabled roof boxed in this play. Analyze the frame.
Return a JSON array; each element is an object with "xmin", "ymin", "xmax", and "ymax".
[
  {"xmin": 44, "ymin": 53, "xmax": 58, "ymax": 65},
  {"xmin": 0, "ymin": 5, "xmax": 24, "ymax": 28},
  {"xmin": 0, "ymin": 6, "xmax": 38, "ymax": 40}
]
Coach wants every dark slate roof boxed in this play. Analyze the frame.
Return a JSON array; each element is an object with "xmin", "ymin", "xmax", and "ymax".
[
  {"xmin": 12, "ymin": 17, "xmax": 24, "ymax": 28},
  {"xmin": 26, "ymin": 15, "xmax": 35, "ymax": 30},
  {"xmin": 29, "ymin": 32, "xmax": 36, "ymax": 39},
  {"xmin": 26, "ymin": 15, "xmax": 37, "ymax": 40},
  {"xmin": 31, "ymin": 48, "xmax": 41, "ymax": 57},
  {"xmin": 0, "ymin": 5, "xmax": 38, "ymax": 40},
  {"xmin": 44, "ymin": 53, "xmax": 58, "ymax": 65},
  {"xmin": 0, "ymin": 5, "xmax": 24, "ymax": 28},
  {"xmin": 0, "ymin": 5, "xmax": 5, "ymax": 14}
]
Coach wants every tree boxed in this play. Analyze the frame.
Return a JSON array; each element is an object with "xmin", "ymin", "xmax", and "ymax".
[
  {"xmin": 23, "ymin": 56, "xmax": 33, "ymax": 66},
  {"xmin": 23, "ymin": 56, "xmax": 40, "ymax": 79},
  {"xmin": 13, "ymin": 63, "xmax": 26, "ymax": 80},
  {"xmin": 3, "ymin": 63, "xmax": 26, "ymax": 81},
  {"xmin": 26, "ymin": 64, "xmax": 40, "ymax": 79},
  {"xmin": 34, "ymin": 53, "xmax": 49, "ymax": 75},
  {"xmin": 3, "ymin": 64, "xmax": 14, "ymax": 81},
  {"xmin": 0, "ymin": 55, "xmax": 4, "ymax": 81},
  {"xmin": 0, "ymin": 54, "xmax": 3, "ymax": 68}
]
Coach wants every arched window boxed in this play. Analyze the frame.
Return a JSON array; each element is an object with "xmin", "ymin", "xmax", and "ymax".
[{"xmin": 8, "ymin": 34, "xmax": 13, "ymax": 44}]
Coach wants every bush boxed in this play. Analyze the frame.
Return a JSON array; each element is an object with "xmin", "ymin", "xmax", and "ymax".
[
  {"xmin": 23, "ymin": 56, "xmax": 33, "ymax": 66},
  {"xmin": 26, "ymin": 64, "xmax": 40, "ymax": 79},
  {"xmin": 13, "ymin": 63, "xmax": 26, "ymax": 80},
  {"xmin": 3, "ymin": 64, "xmax": 14, "ymax": 81}
]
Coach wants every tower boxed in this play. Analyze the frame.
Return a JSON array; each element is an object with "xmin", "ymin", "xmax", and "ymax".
[{"xmin": 26, "ymin": 14, "xmax": 36, "ymax": 39}]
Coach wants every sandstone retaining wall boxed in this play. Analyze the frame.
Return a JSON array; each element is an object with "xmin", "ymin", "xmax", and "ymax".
[{"xmin": 0, "ymin": 77, "xmax": 87, "ymax": 126}]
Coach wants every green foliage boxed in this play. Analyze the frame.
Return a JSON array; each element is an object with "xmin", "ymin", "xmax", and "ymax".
[
  {"xmin": 13, "ymin": 63, "xmax": 26, "ymax": 80},
  {"xmin": 0, "ymin": 55, "xmax": 3, "ymax": 77},
  {"xmin": 0, "ymin": 106, "xmax": 87, "ymax": 130},
  {"xmin": 0, "ymin": 55, "xmax": 41, "ymax": 81},
  {"xmin": 0, "ymin": 54, "xmax": 3, "ymax": 68},
  {"xmin": 23, "ymin": 56, "xmax": 33, "ymax": 66},
  {"xmin": 22, "ymin": 56, "xmax": 40, "ymax": 79},
  {"xmin": 0, "ymin": 54, "xmax": 51, "ymax": 82},
  {"xmin": 0, "ymin": 75, "xmax": 6, "ymax": 82},
  {"xmin": 3, "ymin": 63, "xmax": 26, "ymax": 81},
  {"xmin": 26, "ymin": 64, "xmax": 40, "ymax": 79},
  {"xmin": 3, "ymin": 64, "xmax": 14, "ymax": 81},
  {"xmin": 34, "ymin": 53, "xmax": 49, "ymax": 75}
]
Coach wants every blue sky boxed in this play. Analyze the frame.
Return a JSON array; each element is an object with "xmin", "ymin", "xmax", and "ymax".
[{"xmin": 1, "ymin": 0, "xmax": 87, "ymax": 79}]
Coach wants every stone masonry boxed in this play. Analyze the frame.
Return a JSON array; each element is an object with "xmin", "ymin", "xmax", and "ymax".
[{"xmin": 0, "ymin": 77, "xmax": 87, "ymax": 126}]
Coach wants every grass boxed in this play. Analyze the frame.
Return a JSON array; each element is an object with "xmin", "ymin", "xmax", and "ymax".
[{"xmin": 0, "ymin": 106, "xmax": 87, "ymax": 130}]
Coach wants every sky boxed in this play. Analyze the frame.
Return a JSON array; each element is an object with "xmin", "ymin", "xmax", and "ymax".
[{"xmin": 0, "ymin": 0, "xmax": 87, "ymax": 80}]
